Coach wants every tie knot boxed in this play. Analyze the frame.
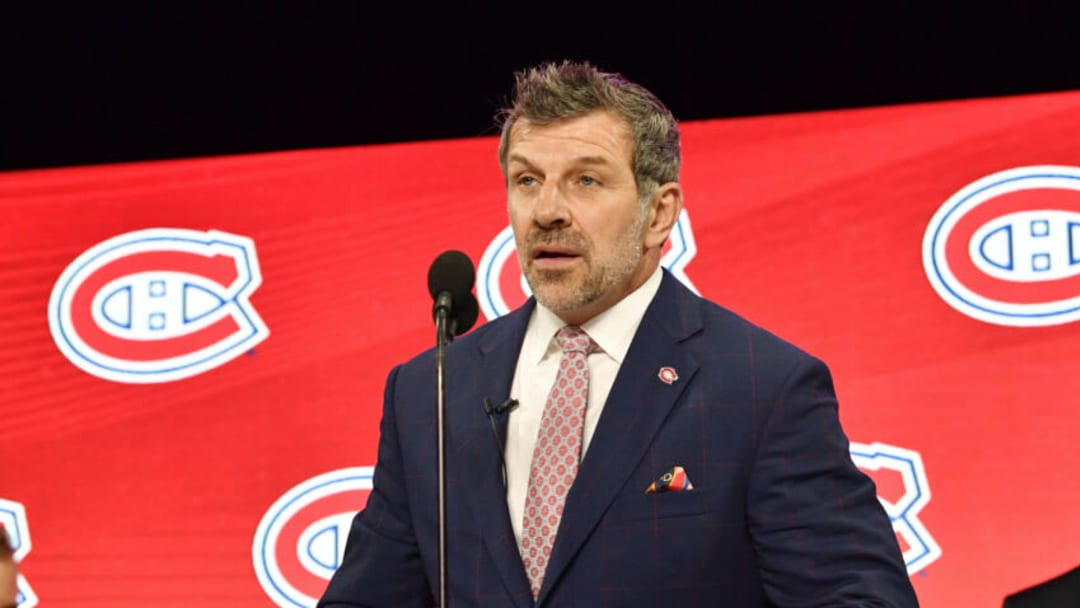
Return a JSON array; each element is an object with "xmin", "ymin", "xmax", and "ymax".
[{"xmin": 555, "ymin": 326, "xmax": 594, "ymax": 355}]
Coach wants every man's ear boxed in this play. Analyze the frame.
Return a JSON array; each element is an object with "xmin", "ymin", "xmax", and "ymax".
[{"xmin": 643, "ymin": 182, "xmax": 684, "ymax": 249}]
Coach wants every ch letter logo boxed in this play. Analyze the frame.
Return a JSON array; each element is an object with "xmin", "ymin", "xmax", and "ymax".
[
  {"xmin": 48, "ymin": 228, "xmax": 269, "ymax": 383},
  {"xmin": 850, "ymin": 442, "xmax": 941, "ymax": 575},
  {"xmin": 253, "ymin": 468, "xmax": 373, "ymax": 608},
  {"xmin": 923, "ymin": 165, "xmax": 1080, "ymax": 326}
]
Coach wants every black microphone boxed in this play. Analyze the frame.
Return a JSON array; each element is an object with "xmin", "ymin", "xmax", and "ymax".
[
  {"xmin": 427, "ymin": 250, "xmax": 479, "ymax": 338},
  {"xmin": 483, "ymin": 397, "xmax": 518, "ymax": 486},
  {"xmin": 427, "ymin": 251, "xmax": 479, "ymax": 607},
  {"xmin": 483, "ymin": 397, "xmax": 519, "ymax": 417}
]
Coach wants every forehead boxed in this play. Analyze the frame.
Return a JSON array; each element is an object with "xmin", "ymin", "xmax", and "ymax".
[{"xmin": 507, "ymin": 110, "xmax": 633, "ymax": 168}]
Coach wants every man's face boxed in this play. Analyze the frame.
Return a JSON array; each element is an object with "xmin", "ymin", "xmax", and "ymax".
[{"xmin": 506, "ymin": 110, "xmax": 652, "ymax": 325}]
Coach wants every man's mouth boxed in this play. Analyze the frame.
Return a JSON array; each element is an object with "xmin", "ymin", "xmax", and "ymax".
[
  {"xmin": 533, "ymin": 247, "xmax": 580, "ymax": 260},
  {"xmin": 530, "ymin": 247, "xmax": 582, "ymax": 268},
  {"xmin": 535, "ymin": 250, "xmax": 576, "ymax": 259}
]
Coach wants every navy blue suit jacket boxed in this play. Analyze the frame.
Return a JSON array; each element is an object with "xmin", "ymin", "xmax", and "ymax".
[{"xmin": 319, "ymin": 271, "xmax": 918, "ymax": 607}]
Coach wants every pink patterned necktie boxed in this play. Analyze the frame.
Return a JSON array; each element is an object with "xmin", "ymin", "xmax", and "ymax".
[{"xmin": 520, "ymin": 325, "xmax": 596, "ymax": 598}]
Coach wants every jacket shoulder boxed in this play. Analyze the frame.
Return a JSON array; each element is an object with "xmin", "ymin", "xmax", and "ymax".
[{"xmin": 668, "ymin": 277, "xmax": 823, "ymax": 368}]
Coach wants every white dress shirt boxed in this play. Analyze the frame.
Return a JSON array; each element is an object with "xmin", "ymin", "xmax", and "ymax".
[{"xmin": 505, "ymin": 265, "xmax": 664, "ymax": 545}]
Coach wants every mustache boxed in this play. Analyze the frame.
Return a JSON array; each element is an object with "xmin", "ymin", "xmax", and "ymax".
[{"xmin": 525, "ymin": 228, "xmax": 587, "ymax": 251}]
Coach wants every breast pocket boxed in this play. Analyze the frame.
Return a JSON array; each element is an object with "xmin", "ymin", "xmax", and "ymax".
[
  {"xmin": 588, "ymin": 487, "xmax": 745, "ymax": 598},
  {"xmin": 605, "ymin": 488, "xmax": 713, "ymax": 523}
]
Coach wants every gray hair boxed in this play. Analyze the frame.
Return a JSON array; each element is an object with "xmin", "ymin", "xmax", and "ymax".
[{"xmin": 497, "ymin": 61, "xmax": 680, "ymax": 203}]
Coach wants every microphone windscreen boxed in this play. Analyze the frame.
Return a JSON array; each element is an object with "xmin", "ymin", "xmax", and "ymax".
[
  {"xmin": 427, "ymin": 250, "xmax": 475, "ymax": 301},
  {"xmin": 454, "ymin": 292, "xmax": 480, "ymax": 335}
]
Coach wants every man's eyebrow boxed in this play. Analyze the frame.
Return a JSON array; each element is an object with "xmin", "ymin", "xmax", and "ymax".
[
  {"xmin": 571, "ymin": 156, "xmax": 614, "ymax": 166},
  {"xmin": 506, "ymin": 153, "xmax": 535, "ymax": 169}
]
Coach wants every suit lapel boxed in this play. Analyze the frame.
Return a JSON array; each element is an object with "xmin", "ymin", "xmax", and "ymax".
[
  {"xmin": 453, "ymin": 301, "xmax": 535, "ymax": 608},
  {"xmin": 536, "ymin": 273, "xmax": 703, "ymax": 606}
]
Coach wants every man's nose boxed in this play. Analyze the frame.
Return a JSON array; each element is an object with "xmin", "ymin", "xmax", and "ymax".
[{"xmin": 533, "ymin": 182, "xmax": 571, "ymax": 228}]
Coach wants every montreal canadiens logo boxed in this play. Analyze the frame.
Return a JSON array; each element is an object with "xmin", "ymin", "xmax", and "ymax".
[
  {"xmin": 48, "ymin": 228, "xmax": 269, "ymax": 383},
  {"xmin": 477, "ymin": 209, "xmax": 700, "ymax": 320},
  {"xmin": 253, "ymin": 468, "xmax": 373, "ymax": 608},
  {"xmin": 923, "ymin": 165, "xmax": 1080, "ymax": 326},
  {"xmin": 1, "ymin": 498, "xmax": 38, "ymax": 608},
  {"xmin": 850, "ymin": 443, "xmax": 941, "ymax": 575}
]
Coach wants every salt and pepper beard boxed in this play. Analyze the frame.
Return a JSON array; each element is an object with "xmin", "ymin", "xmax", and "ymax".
[{"xmin": 518, "ymin": 205, "xmax": 648, "ymax": 317}]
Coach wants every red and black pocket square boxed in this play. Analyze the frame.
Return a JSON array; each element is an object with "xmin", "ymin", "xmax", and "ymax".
[{"xmin": 645, "ymin": 465, "xmax": 694, "ymax": 494}]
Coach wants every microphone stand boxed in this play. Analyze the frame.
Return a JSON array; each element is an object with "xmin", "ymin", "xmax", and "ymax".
[
  {"xmin": 433, "ymin": 292, "xmax": 454, "ymax": 608},
  {"xmin": 427, "ymin": 249, "xmax": 477, "ymax": 608}
]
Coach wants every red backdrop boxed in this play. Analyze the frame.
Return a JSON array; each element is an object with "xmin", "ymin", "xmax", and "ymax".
[{"xmin": 2, "ymin": 89, "xmax": 1079, "ymax": 607}]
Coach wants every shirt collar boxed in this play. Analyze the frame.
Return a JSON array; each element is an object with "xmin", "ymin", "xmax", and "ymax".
[{"xmin": 524, "ymin": 265, "xmax": 664, "ymax": 365}]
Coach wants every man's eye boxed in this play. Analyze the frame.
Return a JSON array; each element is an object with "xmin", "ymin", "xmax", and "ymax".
[
  {"xmin": 518, "ymin": 176, "xmax": 537, "ymax": 186},
  {"xmin": 580, "ymin": 175, "xmax": 597, "ymax": 186}
]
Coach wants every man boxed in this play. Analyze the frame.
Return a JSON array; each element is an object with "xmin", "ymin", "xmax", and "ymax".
[{"xmin": 320, "ymin": 61, "xmax": 917, "ymax": 607}]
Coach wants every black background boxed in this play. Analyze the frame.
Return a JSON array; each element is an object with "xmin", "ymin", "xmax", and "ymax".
[{"xmin": 2, "ymin": 3, "xmax": 1077, "ymax": 171}]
